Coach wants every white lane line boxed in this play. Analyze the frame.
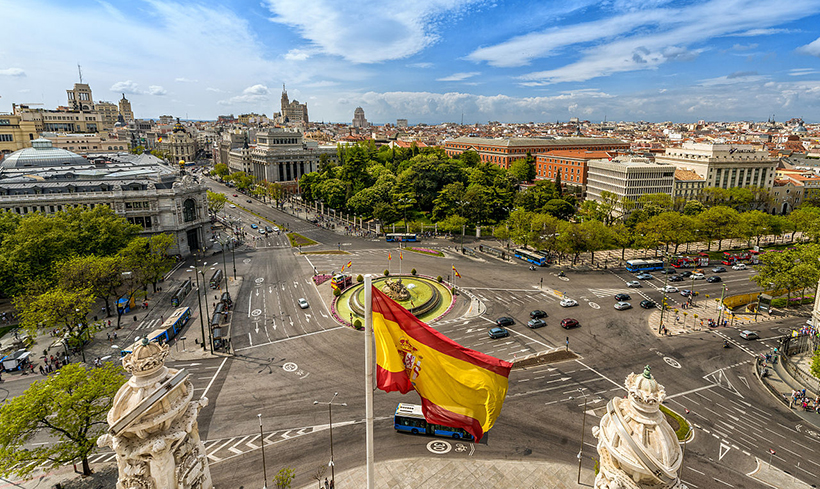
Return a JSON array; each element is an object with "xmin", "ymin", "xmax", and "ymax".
[
  {"xmin": 666, "ymin": 384, "xmax": 717, "ymax": 400},
  {"xmin": 200, "ymin": 357, "xmax": 228, "ymax": 400},
  {"xmin": 234, "ymin": 326, "xmax": 345, "ymax": 351},
  {"xmin": 687, "ymin": 467, "xmax": 705, "ymax": 475},
  {"xmin": 713, "ymin": 477, "xmax": 734, "ymax": 487}
]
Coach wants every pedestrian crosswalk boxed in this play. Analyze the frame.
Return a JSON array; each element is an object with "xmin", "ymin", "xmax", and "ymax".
[
  {"xmin": 587, "ymin": 287, "xmax": 630, "ymax": 298},
  {"xmin": 136, "ymin": 318, "xmax": 163, "ymax": 330}
]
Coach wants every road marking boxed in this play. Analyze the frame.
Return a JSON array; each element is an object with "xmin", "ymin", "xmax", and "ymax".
[
  {"xmin": 719, "ymin": 442, "xmax": 731, "ymax": 461},
  {"xmin": 200, "ymin": 356, "xmax": 228, "ymax": 400},
  {"xmin": 666, "ymin": 384, "xmax": 716, "ymax": 400},
  {"xmin": 687, "ymin": 467, "xmax": 705, "ymax": 475},
  {"xmin": 234, "ymin": 326, "xmax": 346, "ymax": 351},
  {"xmin": 713, "ymin": 477, "xmax": 734, "ymax": 487}
]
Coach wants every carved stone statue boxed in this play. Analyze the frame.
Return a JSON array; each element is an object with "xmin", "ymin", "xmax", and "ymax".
[
  {"xmin": 381, "ymin": 278, "xmax": 410, "ymax": 301},
  {"xmin": 98, "ymin": 339, "xmax": 213, "ymax": 489},
  {"xmin": 592, "ymin": 366, "xmax": 686, "ymax": 489}
]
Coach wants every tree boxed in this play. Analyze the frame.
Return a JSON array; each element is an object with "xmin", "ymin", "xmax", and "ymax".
[
  {"xmin": 581, "ymin": 220, "xmax": 614, "ymax": 265},
  {"xmin": 212, "ymin": 163, "xmax": 230, "ymax": 178},
  {"xmin": 56, "ymin": 255, "xmax": 124, "ymax": 318},
  {"xmin": 682, "ymin": 200, "xmax": 706, "ymax": 216},
  {"xmin": 696, "ymin": 206, "xmax": 741, "ymax": 250},
  {"xmin": 509, "ymin": 156, "xmax": 535, "ymax": 183},
  {"xmin": 811, "ymin": 347, "xmax": 820, "ymax": 380},
  {"xmin": 273, "ymin": 467, "xmax": 296, "ymax": 489},
  {"xmin": 119, "ymin": 234, "xmax": 175, "ymax": 294},
  {"xmin": 515, "ymin": 180, "xmax": 559, "ymax": 213},
  {"xmin": 543, "ymin": 199, "xmax": 575, "ymax": 220},
  {"xmin": 373, "ymin": 202, "xmax": 402, "ymax": 225},
  {"xmin": 0, "ymin": 363, "xmax": 126, "ymax": 477},
  {"xmin": 15, "ymin": 287, "xmax": 95, "ymax": 352},
  {"xmin": 206, "ymin": 190, "xmax": 228, "ymax": 215}
]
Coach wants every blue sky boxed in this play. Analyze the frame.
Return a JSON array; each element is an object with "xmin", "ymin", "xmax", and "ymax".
[{"xmin": 1, "ymin": 0, "xmax": 820, "ymax": 124}]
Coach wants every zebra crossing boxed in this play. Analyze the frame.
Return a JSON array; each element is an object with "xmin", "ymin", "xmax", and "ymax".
[{"xmin": 135, "ymin": 317, "xmax": 163, "ymax": 331}]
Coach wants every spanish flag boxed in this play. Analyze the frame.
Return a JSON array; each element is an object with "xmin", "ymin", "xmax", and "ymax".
[
  {"xmin": 346, "ymin": 260, "xmax": 353, "ymax": 270},
  {"xmin": 388, "ymin": 252, "xmax": 392, "ymax": 261},
  {"xmin": 452, "ymin": 265, "xmax": 461, "ymax": 278},
  {"xmin": 400, "ymin": 251, "xmax": 403, "ymax": 260},
  {"xmin": 372, "ymin": 286, "xmax": 511, "ymax": 441},
  {"xmin": 341, "ymin": 263, "xmax": 347, "ymax": 272}
]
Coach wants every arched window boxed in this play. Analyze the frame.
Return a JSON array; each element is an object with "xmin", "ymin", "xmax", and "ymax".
[{"xmin": 182, "ymin": 198, "xmax": 197, "ymax": 222}]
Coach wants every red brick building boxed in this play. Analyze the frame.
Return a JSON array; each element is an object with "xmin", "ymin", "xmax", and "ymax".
[
  {"xmin": 443, "ymin": 136, "xmax": 628, "ymax": 169},
  {"xmin": 534, "ymin": 149, "xmax": 623, "ymax": 187}
]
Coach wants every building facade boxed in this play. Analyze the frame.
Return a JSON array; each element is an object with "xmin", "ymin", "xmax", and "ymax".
[
  {"xmin": 40, "ymin": 133, "xmax": 131, "ymax": 153},
  {"xmin": 279, "ymin": 85, "xmax": 308, "ymax": 124},
  {"xmin": 119, "ymin": 94, "xmax": 135, "ymax": 123},
  {"xmin": 443, "ymin": 137, "xmax": 629, "ymax": 169},
  {"xmin": 0, "ymin": 139, "xmax": 209, "ymax": 255},
  {"xmin": 586, "ymin": 157, "xmax": 676, "ymax": 214},
  {"xmin": 156, "ymin": 120, "xmax": 198, "ymax": 164},
  {"xmin": 672, "ymin": 168, "xmax": 706, "ymax": 202},
  {"xmin": 0, "ymin": 113, "xmax": 38, "ymax": 155},
  {"xmin": 534, "ymin": 149, "xmax": 618, "ymax": 188},
  {"xmin": 654, "ymin": 142, "xmax": 777, "ymax": 191},
  {"xmin": 352, "ymin": 107, "xmax": 369, "ymax": 128},
  {"xmin": 249, "ymin": 128, "xmax": 337, "ymax": 183},
  {"xmin": 94, "ymin": 101, "xmax": 119, "ymax": 131},
  {"xmin": 66, "ymin": 83, "xmax": 94, "ymax": 112}
]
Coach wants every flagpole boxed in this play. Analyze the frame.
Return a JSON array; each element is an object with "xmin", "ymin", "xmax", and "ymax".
[{"xmin": 364, "ymin": 275, "xmax": 375, "ymax": 488}]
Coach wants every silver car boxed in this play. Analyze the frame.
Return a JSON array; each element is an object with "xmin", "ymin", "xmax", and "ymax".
[{"xmin": 297, "ymin": 298, "xmax": 309, "ymax": 309}]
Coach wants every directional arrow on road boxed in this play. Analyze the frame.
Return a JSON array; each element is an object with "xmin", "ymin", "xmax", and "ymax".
[
  {"xmin": 294, "ymin": 282, "xmax": 298, "ymax": 288},
  {"xmin": 305, "ymin": 314, "xmax": 311, "ymax": 323},
  {"xmin": 320, "ymin": 312, "xmax": 328, "ymax": 318},
  {"xmin": 550, "ymin": 377, "xmax": 572, "ymax": 383},
  {"xmin": 255, "ymin": 289, "xmax": 259, "ymax": 296},
  {"xmin": 737, "ymin": 375, "xmax": 750, "ymax": 390},
  {"xmin": 719, "ymin": 443, "xmax": 731, "ymax": 461},
  {"xmin": 255, "ymin": 323, "xmax": 260, "ymax": 334}
]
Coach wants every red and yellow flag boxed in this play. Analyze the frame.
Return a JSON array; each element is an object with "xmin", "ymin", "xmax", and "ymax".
[
  {"xmin": 452, "ymin": 265, "xmax": 461, "ymax": 278},
  {"xmin": 372, "ymin": 286, "xmax": 511, "ymax": 441},
  {"xmin": 346, "ymin": 260, "xmax": 353, "ymax": 270},
  {"xmin": 388, "ymin": 252, "xmax": 392, "ymax": 261},
  {"xmin": 400, "ymin": 251, "xmax": 403, "ymax": 260}
]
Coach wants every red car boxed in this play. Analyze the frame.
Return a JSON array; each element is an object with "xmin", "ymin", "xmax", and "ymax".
[
  {"xmin": 561, "ymin": 318, "xmax": 579, "ymax": 329},
  {"xmin": 232, "ymin": 194, "xmax": 238, "ymax": 197}
]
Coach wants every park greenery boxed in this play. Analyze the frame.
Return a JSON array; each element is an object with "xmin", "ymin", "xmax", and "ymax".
[
  {"xmin": 0, "ymin": 363, "xmax": 126, "ymax": 477},
  {"xmin": 0, "ymin": 206, "xmax": 177, "ymax": 342}
]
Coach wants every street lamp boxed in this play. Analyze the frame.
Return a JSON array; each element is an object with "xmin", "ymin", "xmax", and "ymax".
[
  {"xmin": 659, "ymin": 254, "xmax": 669, "ymax": 334},
  {"xmin": 258, "ymin": 414, "xmax": 268, "ymax": 489},
  {"xmin": 314, "ymin": 392, "xmax": 347, "ymax": 488},
  {"xmin": 186, "ymin": 260, "xmax": 209, "ymax": 352},
  {"xmin": 577, "ymin": 388, "xmax": 588, "ymax": 484}
]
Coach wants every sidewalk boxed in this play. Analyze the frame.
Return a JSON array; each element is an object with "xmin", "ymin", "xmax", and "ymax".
[
  {"xmin": 758, "ymin": 351, "xmax": 820, "ymax": 432},
  {"xmin": 645, "ymin": 299, "xmax": 784, "ymax": 337}
]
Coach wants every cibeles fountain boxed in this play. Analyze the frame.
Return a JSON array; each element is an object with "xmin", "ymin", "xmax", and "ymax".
[
  {"xmin": 98, "ymin": 338, "xmax": 213, "ymax": 489},
  {"xmin": 593, "ymin": 366, "xmax": 687, "ymax": 489}
]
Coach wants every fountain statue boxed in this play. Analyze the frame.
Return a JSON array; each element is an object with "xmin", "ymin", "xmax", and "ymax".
[
  {"xmin": 381, "ymin": 278, "xmax": 411, "ymax": 301},
  {"xmin": 98, "ymin": 339, "xmax": 213, "ymax": 489},
  {"xmin": 592, "ymin": 366, "xmax": 686, "ymax": 489}
]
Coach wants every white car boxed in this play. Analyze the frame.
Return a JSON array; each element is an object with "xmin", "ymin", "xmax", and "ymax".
[
  {"xmin": 560, "ymin": 298, "xmax": 578, "ymax": 307},
  {"xmin": 691, "ymin": 273, "xmax": 705, "ymax": 280},
  {"xmin": 297, "ymin": 298, "xmax": 309, "ymax": 309},
  {"xmin": 661, "ymin": 285, "xmax": 679, "ymax": 293},
  {"xmin": 626, "ymin": 281, "xmax": 642, "ymax": 288},
  {"xmin": 732, "ymin": 263, "xmax": 747, "ymax": 270},
  {"xmin": 229, "ymin": 204, "xmax": 236, "ymax": 208}
]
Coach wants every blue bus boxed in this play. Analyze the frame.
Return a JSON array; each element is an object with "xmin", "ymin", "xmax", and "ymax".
[
  {"xmin": 513, "ymin": 248, "xmax": 548, "ymax": 267},
  {"xmin": 394, "ymin": 403, "xmax": 474, "ymax": 440},
  {"xmin": 386, "ymin": 233, "xmax": 418, "ymax": 242},
  {"xmin": 147, "ymin": 307, "xmax": 191, "ymax": 344},
  {"xmin": 625, "ymin": 259, "xmax": 665, "ymax": 273}
]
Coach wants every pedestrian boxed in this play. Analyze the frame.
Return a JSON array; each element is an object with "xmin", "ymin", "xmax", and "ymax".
[
  {"xmin": 324, "ymin": 478, "xmax": 329, "ymax": 489},
  {"xmin": 113, "ymin": 331, "xmax": 118, "ymax": 340},
  {"xmin": 39, "ymin": 365, "xmax": 45, "ymax": 375},
  {"xmin": 107, "ymin": 332, "xmax": 111, "ymax": 342}
]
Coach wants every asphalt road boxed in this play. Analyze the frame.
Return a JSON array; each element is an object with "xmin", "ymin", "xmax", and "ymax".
[{"xmin": 197, "ymin": 181, "xmax": 820, "ymax": 488}]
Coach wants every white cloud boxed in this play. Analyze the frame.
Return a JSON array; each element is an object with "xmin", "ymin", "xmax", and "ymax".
[
  {"xmin": 0, "ymin": 67, "xmax": 26, "ymax": 77},
  {"xmin": 264, "ymin": 0, "xmax": 483, "ymax": 63},
  {"xmin": 474, "ymin": 0, "xmax": 820, "ymax": 83},
  {"xmin": 727, "ymin": 28, "xmax": 796, "ymax": 36},
  {"xmin": 797, "ymin": 37, "xmax": 820, "ymax": 57},
  {"xmin": 175, "ymin": 77, "xmax": 198, "ymax": 82},
  {"xmin": 110, "ymin": 80, "xmax": 141, "ymax": 94},
  {"xmin": 146, "ymin": 85, "xmax": 167, "ymax": 96},
  {"xmin": 436, "ymin": 71, "xmax": 480, "ymax": 81},
  {"xmin": 790, "ymin": 68, "xmax": 820, "ymax": 76},
  {"xmin": 697, "ymin": 71, "xmax": 767, "ymax": 86},
  {"xmin": 206, "ymin": 87, "xmax": 225, "ymax": 93},
  {"xmin": 407, "ymin": 62, "xmax": 434, "ymax": 69},
  {"xmin": 284, "ymin": 48, "xmax": 319, "ymax": 61},
  {"xmin": 217, "ymin": 84, "xmax": 271, "ymax": 106}
]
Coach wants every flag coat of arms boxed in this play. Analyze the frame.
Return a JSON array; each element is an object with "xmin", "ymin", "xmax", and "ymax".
[{"xmin": 371, "ymin": 286, "xmax": 511, "ymax": 441}]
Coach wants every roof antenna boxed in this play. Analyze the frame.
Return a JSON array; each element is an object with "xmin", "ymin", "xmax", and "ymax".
[{"xmin": 78, "ymin": 63, "xmax": 83, "ymax": 84}]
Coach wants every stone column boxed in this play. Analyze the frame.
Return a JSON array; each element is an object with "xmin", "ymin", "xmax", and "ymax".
[{"xmin": 98, "ymin": 339, "xmax": 213, "ymax": 489}]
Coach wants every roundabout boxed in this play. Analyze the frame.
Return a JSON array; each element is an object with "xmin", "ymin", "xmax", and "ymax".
[{"xmin": 333, "ymin": 275, "xmax": 455, "ymax": 327}]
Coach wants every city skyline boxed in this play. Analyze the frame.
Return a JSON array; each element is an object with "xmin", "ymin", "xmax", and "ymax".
[{"xmin": 2, "ymin": 0, "xmax": 820, "ymax": 124}]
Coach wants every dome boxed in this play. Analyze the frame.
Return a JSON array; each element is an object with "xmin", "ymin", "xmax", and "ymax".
[
  {"xmin": 794, "ymin": 122, "xmax": 808, "ymax": 133},
  {"xmin": 1, "ymin": 138, "xmax": 88, "ymax": 169}
]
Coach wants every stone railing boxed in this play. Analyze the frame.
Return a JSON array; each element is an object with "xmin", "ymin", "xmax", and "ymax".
[{"xmin": 781, "ymin": 334, "xmax": 820, "ymax": 394}]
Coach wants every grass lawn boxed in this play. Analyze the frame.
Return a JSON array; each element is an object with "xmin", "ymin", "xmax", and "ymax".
[
  {"xmin": 660, "ymin": 404, "xmax": 691, "ymax": 441},
  {"xmin": 287, "ymin": 233, "xmax": 318, "ymax": 247},
  {"xmin": 337, "ymin": 276, "xmax": 453, "ymax": 323}
]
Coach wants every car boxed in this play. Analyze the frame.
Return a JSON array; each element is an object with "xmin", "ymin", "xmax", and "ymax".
[
  {"xmin": 232, "ymin": 194, "xmax": 238, "ymax": 197},
  {"xmin": 636, "ymin": 273, "xmax": 653, "ymax": 280},
  {"xmin": 614, "ymin": 301, "xmax": 632, "ymax": 310},
  {"xmin": 529, "ymin": 310, "xmax": 547, "ymax": 319},
  {"xmin": 691, "ymin": 273, "xmax": 705, "ymax": 280},
  {"xmin": 679, "ymin": 271, "xmax": 692, "ymax": 278},
  {"xmin": 297, "ymin": 298, "xmax": 309, "ymax": 309},
  {"xmin": 246, "ymin": 199, "xmax": 252, "ymax": 203},
  {"xmin": 615, "ymin": 293, "xmax": 631, "ymax": 301},
  {"xmin": 250, "ymin": 224, "xmax": 258, "ymax": 229},
  {"xmin": 229, "ymin": 204, "xmax": 236, "ymax": 208},
  {"xmin": 259, "ymin": 228, "xmax": 266, "ymax": 234},
  {"xmin": 732, "ymin": 263, "xmax": 747, "ymax": 270},
  {"xmin": 640, "ymin": 299, "xmax": 656, "ymax": 309},
  {"xmin": 680, "ymin": 289, "xmax": 693, "ymax": 297},
  {"xmin": 712, "ymin": 266, "xmax": 727, "ymax": 273},
  {"xmin": 488, "ymin": 327, "xmax": 510, "ymax": 339},
  {"xmin": 265, "ymin": 226, "xmax": 273, "ymax": 233},
  {"xmin": 496, "ymin": 317, "xmax": 515, "ymax": 327},
  {"xmin": 660, "ymin": 269, "xmax": 676, "ymax": 275},
  {"xmin": 626, "ymin": 280, "xmax": 642, "ymax": 288},
  {"xmin": 668, "ymin": 275, "xmax": 683, "ymax": 282},
  {"xmin": 661, "ymin": 285, "xmax": 678, "ymax": 293},
  {"xmin": 739, "ymin": 330, "xmax": 759, "ymax": 340},
  {"xmin": 707, "ymin": 276, "xmax": 722, "ymax": 283},
  {"xmin": 560, "ymin": 298, "xmax": 578, "ymax": 307},
  {"xmin": 560, "ymin": 318, "xmax": 580, "ymax": 329},
  {"xmin": 273, "ymin": 226, "xmax": 280, "ymax": 232},
  {"xmin": 527, "ymin": 319, "xmax": 546, "ymax": 329}
]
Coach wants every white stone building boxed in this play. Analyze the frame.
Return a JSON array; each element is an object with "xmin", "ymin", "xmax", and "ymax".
[
  {"xmin": 655, "ymin": 141, "xmax": 777, "ymax": 191},
  {"xmin": 249, "ymin": 128, "xmax": 338, "ymax": 183},
  {"xmin": 586, "ymin": 156, "xmax": 676, "ymax": 214},
  {"xmin": 0, "ymin": 139, "xmax": 209, "ymax": 256},
  {"xmin": 352, "ymin": 107, "xmax": 369, "ymax": 128}
]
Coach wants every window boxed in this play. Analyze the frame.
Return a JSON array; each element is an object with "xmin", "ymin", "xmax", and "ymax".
[
  {"xmin": 0, "ymin": 134, "xmax": 12, "ymax": 142},
  {"xmin": 182, "ymin": 198, "xmax": 197, "ymax": 222}
]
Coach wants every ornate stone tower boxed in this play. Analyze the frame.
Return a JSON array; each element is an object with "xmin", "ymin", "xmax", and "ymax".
[
  {"xmin": 592, "ymin": 366, "xmax": 686, "ymax": 489},
  {"xmin": 98, "ymin": 339, "xmax": 213, "ymax": 489}
]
